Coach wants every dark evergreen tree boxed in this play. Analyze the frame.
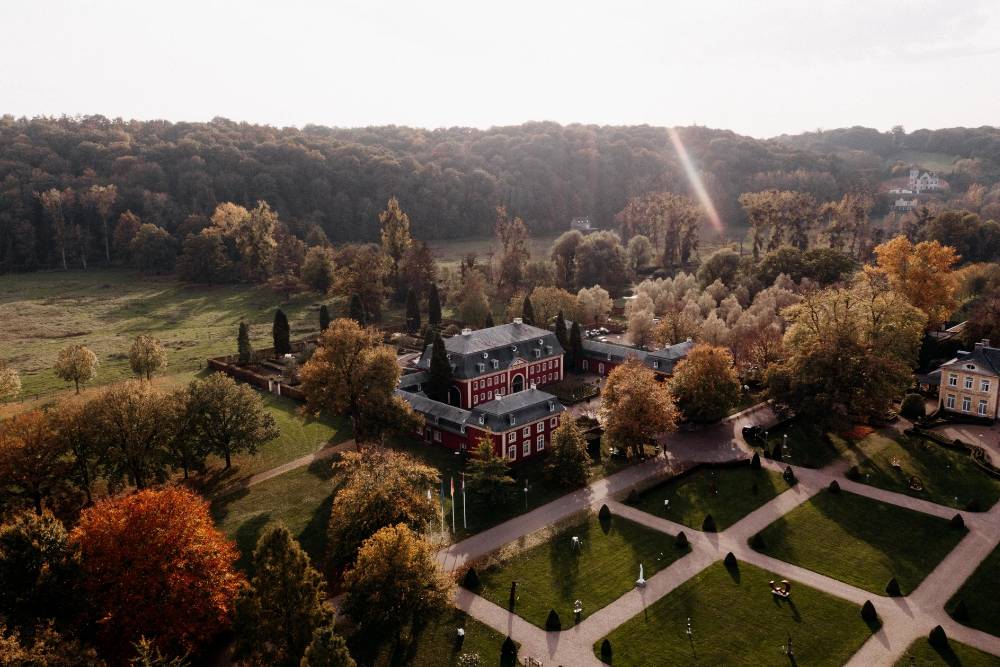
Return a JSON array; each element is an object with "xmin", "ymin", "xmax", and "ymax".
[
  {"xmin": 405, "ymin": 288, "xmax": 421, "ymax": 334},
  {"xmin": 545, "ymin": 609, "xmax": 561, "ymax": 631},
  {"xmin": 522, "ymin": 295, "xmax": 536, "ymax": 326},
  {"xmin": 422, "ymin": 325, "xmax": 436, "ymax": 351},
  {"xmin": 750, "ymin": 452, "xmax": 761, "ymax": 470},
  {"xmin": 554, "ymin": 310, "xmax": 568, "ymax": 349},
  {"xmin": 860, "ymin": 600, "xmax": 879, "ymax": 624},
  {"xmin": 234, "ymin": 524, "xmax": 333, "ymax": 667},
  {"xmin": 929, "ymin": 625, "xmax": 948, "ymax": 649},
  {"xmin": 723, "ymin": 552, "xmax": 737, "ymax": 569},
  {"xmin": 427, "ymin": 334, "xmax": 454, "ymax": 403},
  {"xmin": 273, "ymin": 309, "xmax": 291, "ymax": 356},
  {"xmin": 301, "ymin": 625, "xmax": 356, "ymax": 667},
  {"xmin": 428, "ymin": 283, "xmax": 442, "ymax": 326},
  {"xmin": 569, "ymin": 322, "xmax": 584, "ymax": 371},
  {"xmin": 347, "ymin": 294, "xmax": 366, "ymax": 325},
  {"xmin": 885, "ymin": 577, "xmax": 901, "ymax": 596},
  {"xmin": 484, "ymin": 312, "xmax": 495, "ymax": 328},
  {"xmin": 702, "ymin": 514, "xmax": 717, "ymax": 532},
  {"xmin": 319, "ymin": 304, "xmax": 330, "ymax": 332},
  {"xmin": 238, "ymin": 321, "xmax": 253, "ymax": 366}
]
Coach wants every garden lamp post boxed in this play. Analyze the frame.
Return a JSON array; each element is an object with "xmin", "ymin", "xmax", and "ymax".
[{"xmin": 524, "ymin": 479, "xmax": 529, "ymax": 511}]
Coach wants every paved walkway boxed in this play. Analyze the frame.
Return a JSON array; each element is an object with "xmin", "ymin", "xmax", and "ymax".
[
  {"xmin": 438, "ymin": 411, "xmax": 1000, "ymax": 667},
  {"xmin": 242, "ymin": 439, "xmax": 356, "ymax": 488}
]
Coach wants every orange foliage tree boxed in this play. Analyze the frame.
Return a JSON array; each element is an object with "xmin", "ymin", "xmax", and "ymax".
[
  {"xmin": 873, "ymin": 235, "xmax": 960, "ymax": 329},
  {"xmin": 0, "ymin": 410, "xmax": 72, "ymax": 515},
  {"xmin": 72, "ymin": 486, "xmax": 246, "ymax": 661}
]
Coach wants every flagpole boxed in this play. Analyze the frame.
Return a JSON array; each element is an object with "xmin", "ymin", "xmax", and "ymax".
[
  {"xmin": 462, "ymin": 472, "xmax": 467, "ymax": 529},
  {"xmin": 439, "ymin": 480, "xmax": 446, "ymax": 535},
  {"xmin": 450, "ymin": 477, "xmax": 457, "ymax": 534}
]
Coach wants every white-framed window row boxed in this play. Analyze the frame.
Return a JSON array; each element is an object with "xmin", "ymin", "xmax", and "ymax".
[
  {"xmin": 536, "ymin": 435, "xmax": 544, "ymax": 451},
  {"xmin": 946, "ymin": 394, "xmax": 956, "ymax": 409},
  {"xmin": 962, "ymin": 396, "xmax": 972, "ymax": 412},
  {"xmin": 982, "ymin": 379, "xmax": 992, "ymax": 393},
  {"xmin": 965, "ymin": 376, "xmax": 974, "ymax": 390},
  {"xmin": 979, "ymin": 399, "xmax": 988, "ymax": 416},
  {"xmin": 536, "ymin": 422, "xmax": 544, "ymax": 433},
  {"xmin": 507, "ymin": 445, "xmax": 516, "ymax": 461},
  {"xmin": 522, "ymin": 426, "xmax": 531, "ymax": 438},
  {"xmin": 948, "ymin": 374, "xmax": 958, "ymax": 387},
  {"xmin": 507, "ymin": 432, "xmax": 516, "ymax": 443}
]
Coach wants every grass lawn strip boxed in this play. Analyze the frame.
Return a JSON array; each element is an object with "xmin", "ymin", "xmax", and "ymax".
[
  {"xmin": 757, "ymin": 419, "xmax": 844, "ymax": 468},
  {"xmin": 894, "ymin": 637, "xmax": 1000, "ymax": 666},
  {"xmin": 752, "ymin": 489, "xmax": 966, "ymax": 595},
  {"xmin": 597, "ymin": 560, "xmax": 874, "ymax": 666},
  {"xmin": 947, "ymin": 541, "xmax": 1000, "ymax": 638},
  {"xmin": 474, "ymin": 512, "xmax": 686, "ymax": 630},
  {"xmin": 627, "ymin": 464, "xmax": 789, "ymax": 531},
  {"xmin": 836, "ymin": 431, "xmax": 1000, "ymax": 512}
]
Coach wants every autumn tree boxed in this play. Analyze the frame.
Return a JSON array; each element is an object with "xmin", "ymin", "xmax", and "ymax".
[
  {"xmin": 335, "ymin": 244, "xmax": 389, "ymax": 321},
  {"xmin": 73, "ymin": 487, "xmax": 245, "ymax": 661},
  {"xmin": 550, "ymin": 230, "xmax": 585, "ymax": 287},
  {"xmin": 739, "ymin": 190, "xmax": 817, "ymax": 258},
  {"xmin": 696, "ymin": 246, "xmax": 743, "ymax": 287},
  {"xmin": 467, "ymin": 436, "xmax": 515, "ymax": 504},
  {"xmin": 573, "ymin": 231, "xmax": 630, "ymax": 296},
  {"xmin": 626, "ymin": 234, "xmax": 656, "ymax": 276},
  {"xmin": 494, "ymin": 206, "xmax": 530, "ymax": 291},
  {"xmin": 36, "ymin": 188, "xmax": 70, "ymax": 270},
  {"xmin": 51, "ymin": 400, "xmax": 99, "ymax": 504},
  {"xmin": 0, "ymin": 411, "xmax": 72, "ymax": 515},
  {"xmin": 0, "ymin": 362, "xmax": 20, "ymax": 402},
  {"xmin": 544, "ymin": 420, "xmax": 591, "ymax": 487},
  {"xmin": 530, "ymin": 286, "xmax": 577, "ymax": 327},
  {"xmin": 237, "ymin": 321, "xmax": 254, "ymax": 365},
  {"xmin": 627, "ymin": 309, "xmax": 655, "ymax": 348},
  {"xmin": 399, "ymin": 240, "xmax": 437, "ymax": 299},
  {"xmin": 129, "ymin": 334, "xmax": 167, "ymax": 380},
  {"xmin": 130, "ymin": 223, "xmax": 177, "ymax": 274},
  {"xmin": 347, "ymin": 293, "xmax": 366, "ymax": 325},
  {"xmin": 0, "ymin": 511, "xmax": 81, "ymax": 633},
  {"xmin": 405, "ymin": 288, "xmax": 421, "ymax": 333},
  {"xmin": 0, "ymin": 622, "xmax": 100, "ymax": 665},
  {"xmin": 341, "ymin": 524, "xmax": 453, "ymax": 638},
  {"xmin": 873, "ymin": 235, "xmax": 960, "ymax": 329},
  {"xmin": 273, "ymin": 309, "xmax": 292, "ymax": 356},
  {"xmin": 112, "ymin": 210, "xmax": 143, "ymax": 261},
  {"xmin": 176, "ymin": 230, "xmax": 232, "ymax": 284},
  {"xmin": 379, "ymin": 197, "xmax": 412, "ymax": 298},
  {"xmin": 302, "ymin": 246, "xmax": 336, "ymax": 293},
  {"xmin": 234, "ymin": 523, "xmax": 332, "ymax": 667},
  {"xmin": 163, "ymin": 385, "xmax": 210, "ymax": 480},
  {"xmin": 327, "ymin": 448, "xmax": 440, "ymax": 569},
  {"xmin": 87, "ymin": 380, "xmax": 173, "ymax": 489},
  {"xmin": 458, "ymin": 270, "xmax": 491, "ymax": 327},
  {"xmin": 963, "ymin": 292, "xmax": 1000, "ymax": 347},
  {"xmin": 212, "ymin": 201, "xmax": 277, "ymax": 283},
  {"xmin": 616, "ymin": 192, "xmax": 702, "ymax": 268},
  {"xmin": 576, "ymin": 285, "xmax": 613, "ymax": 325},
  {"xmin": 300, "ymin": 319, "xmax": 421, "ymax": 447},
  {"xmin": 766, "ymin": 273, "xmax": 926, "ymax": 429},
  {"xmin": 54, "ymin": 344, "xmax": 99, "ymax": 394},
  {"xmin": 600, "ymin": 360, "xmax": 679, "ymax": 457},
  {"xmin": 300, "ymin": 626, "xmax": 356, "ymax": 667},
  {"xmin": 670, "ymin": 344, "xmax": 740, "ymax": 422},
  {"xmin": 184, "ymin": 373, "xmax": 279, "ymax": 469},
  {"xmin": 83, "ymin": 184, "xmax": 117, "ymax": 263}
]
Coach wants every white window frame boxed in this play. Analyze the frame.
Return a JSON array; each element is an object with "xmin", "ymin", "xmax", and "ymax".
[
  {"xmin": 433, "ymin": 430, "xmax": 441, "ymax": 442},
  {"xmin": 947, "ymin": 394, "xmax": 956, "ymax": 409},
  {"xmin": 982, "ymin": 379, "xmax": 991, "ymax": 393},
  {"xmin": 507, "ymin": 432, "xmax": 516, "ymax": 443},
  {"xmin": 536, "ymin": 435, "xmax": 545, "ymax": 451},
  {"xmin": 522, "ymin": 426, "xmax": 530, "ymax": 438},
  {"xmin": 979, "ymin": 399, "xmax": 988, "ymax": 416},
  {"xmin": 965, "ymin": 376, "xmax": 974, "ymax": 390},
  {"xmin": 962, "ymin": 396, "xmax": 972, "ymax": 412},
  {"xmin": 522, "ymin": 441, "xmax": 530, "ymax": 456},
  {"xmin": 536, "ymin": 422, "xmax": 543, "ymax": 433},
  {"xmin": 507, "ymin": 445, "xmax": 517, "ymax": 460},
  {"xmin": 488, "ymin": 391, "xmax": 493, "ymax": 400},
  {"xmin": 948, "ymin": 374, "xmax": 958, "ymax": 387},
  {"xmin": 550, "ymin": 417, "xmax": 558, "ymax": 428}
]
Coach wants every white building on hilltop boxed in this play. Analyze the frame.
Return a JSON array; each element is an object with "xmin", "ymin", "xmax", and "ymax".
[{"xmin": 909, "ymin": 168, "xmax": 940, "ymax": 193}]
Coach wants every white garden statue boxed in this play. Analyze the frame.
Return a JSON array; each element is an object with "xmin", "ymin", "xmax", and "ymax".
[{"xmin": 636, "ymin": 563, "xmax": 646, "ymax": 587}]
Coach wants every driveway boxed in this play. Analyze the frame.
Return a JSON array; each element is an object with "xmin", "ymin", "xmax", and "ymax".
[{"xmin": 926, "ymin": 422, "xmax": 1000, "ymax": 464}]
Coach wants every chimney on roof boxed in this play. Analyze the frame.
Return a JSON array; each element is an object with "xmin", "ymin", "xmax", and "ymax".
[
  {"xmin": 461, "ymin": 328, "xmax": 472, "ymax": 336},
  {"xmin": 513, "ymin": 317, "xmax": 523, "ymax": 325}
]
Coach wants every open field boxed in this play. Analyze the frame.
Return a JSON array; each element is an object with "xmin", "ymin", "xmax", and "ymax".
[
  {"xmin": 752, "ymin": 489, "xmax": 966, "ymax": 596},
  {"xmin": 895, "ymin": 637, "xmax": 1000, "ymax": 666},
  {"xmin": 427, "ymin": 234, "xmax": 562, "ymax": 270},
  {"xmin": 597, "ymin": 560, "xmax": 873, "ymax": 666},
  {"xmin": 628, "ymin": 464, "xmax": 790, "ymax": 531},
  {"xmin": 473, "ymin": 512, "xmax": 686, "ymax": 630},
  {"xmin": 0, "ymin": 269, "xmax": 327, "ymax": 399},
  {"xmin": 837, "ymin": 431, "xmax": 1000, "ymax": 512},
  {"xmin": 947, "ymin": 541, "xmax": 1000, "ymax": 638},
  {"xmin": 887, "ymin": 150, "xmax": 960, "ymax": 173}
]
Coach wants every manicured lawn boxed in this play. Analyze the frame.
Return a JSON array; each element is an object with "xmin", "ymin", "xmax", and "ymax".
[
  {"xmin": 947, "ymin": 542, "xmax": 1000, "ymax": 638},
  {"xmin": 751, "ymin": 489, "xmax": 966, "ymax": 595},
  {"xmin": 895, "ymin": 637, "xmax": 1000, "ymax": 666},
  {"xmin": 597, "ymin": 560, "xmax": 874, "ymax": 666},
  {"xmin": 472, "ymin": 513, "xmax": 688, "ymax": 630},
  {"xmin": 0, "ymin": 269, "xmax": 326, "ymax": 399},
  {"xmin": 211, "ymin": 457, "xmax": 338, "ymax": 570},
  {"xmin": 350, "ymin": 608, "xmax": 518, "ymax": 667},
  {"xmin": 836, "ymin": 431, "xmax": 1000, "ymax": 512},
  {"xmin": 751, "ymin": 419, "xmax": 844, "ymax": 468},
  {"xmin": 628, "ymin": 464, "xmax": 790, "ymax": 531}
]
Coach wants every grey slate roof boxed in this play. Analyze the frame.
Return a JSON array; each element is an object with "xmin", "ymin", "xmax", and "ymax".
[
  {"xmin": 397, "ymin": 370, "xmax": 429, "ymax": 391},
  {"xmin": 395, "ymin": 390, "xmax": 471, "ymax": 434},
  {"xmin": 939, "ymin": 343, "xmax": 1000, "ymax": 376},
  {"xmin": 581, "ymin": 338, "xmax": 693, "ymax": 374},
  {"xmin": 396, "ymin": 386, "xmax": 565, "ymax": 434},
  {"xmin": 416, "ymin": 322, "xmax": 564, "ymax": 380}
]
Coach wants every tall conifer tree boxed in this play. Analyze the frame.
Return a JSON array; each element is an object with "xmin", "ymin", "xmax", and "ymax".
[{"xmin": 273, "ymin": 309, "xmax": 291, "ymax": 356}]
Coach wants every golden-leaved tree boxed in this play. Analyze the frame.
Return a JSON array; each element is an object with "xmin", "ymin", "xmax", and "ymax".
[
  {"xmin": 600, "ymin": 360, "xmax": 678, "ymax": 457},
  {"xmin": 873, "ymin": 235, "xmax": 960, "ymax": 330},
  {"xmin": 670, "ymin": 344, "xmax": 741, "ymax": 423}
]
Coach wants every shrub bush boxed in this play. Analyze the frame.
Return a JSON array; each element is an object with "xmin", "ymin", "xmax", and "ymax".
[
  {"xmin": 860, "ymin": 600, "xmax": 878, "ymax": 624},
  {"xmin": 750, "ymin": 452, "xmax": 761, "ymax": 470},
  {"xmin": 723, "ymin": 552, "xmax": 737, "ymax": 569},
  {"xmin": 900, "ymin": 393, "xmax": 926, "ymax": 420},
  {"xmin": 829, "ymin": 480, "xmax": 841, "ymax": 493},
  {"xmin": 750, "ymin": 533, "xmax": 765, "ymax": 550},
  {"xmin": 885, "ymin": 577, "xmax": 902, "ymax": 597},
  {"xmin": 600, "ymin": 638, "xmax": 612, "ymax": 662},
  {"xmin": 675, "ymin": 531, "xmax": 689, "ymax": 548},
  {"xmin": 545, "ymin": 609, "xmax": 561, "ymax": 631},
  {"xmin": 846, "ymin": 465, "xmax": 862, "ymax": 481},
  {"xmin": 951, "ymin": 513, "xmax": 966, "ymax": 530},
  {"xmin": 598, "ymin": 504, "xmax": 611, "ymax": 521},
  {"xmin": 462, "ymin": 567, "xmax": 481, "ymax": 591},
  {"xmin": 702, "ymin": 514, "xmax": 717, "ymax": 532},
  {"xmin": 951, "ymin": 599, "xmax": 969, "ymax": 622},
  {"xmin": 501, "ymin": 636, "xmax": 517, "ymax": 663},
  {"xmin": 783, "ymin": 465, "xmax": 796, "ymax": 485},
  {"xmin": 929, "ymin": 625, "xmax": 948, "ymax": 649}
]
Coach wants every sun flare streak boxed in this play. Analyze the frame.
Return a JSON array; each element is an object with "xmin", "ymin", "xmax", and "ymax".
[{"xmin": 667, "ymin": 127, "xmax": 723, "ymax": 233}]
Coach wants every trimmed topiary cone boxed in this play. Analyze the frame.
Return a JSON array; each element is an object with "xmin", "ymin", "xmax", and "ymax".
[
  {"xmin": 829, "ymin": 480, "xmax": 841, "ymax": 494},
  {"xmin": 860, "ymin": 600, "xmax": 878, "ymax": 624},
  {"xmin": 545, "ymin": 609, "xmax": 561, "ymax": 631},
  {"xmin": 885, "ymin": 577, "xmax": 902, "ymax": 597},
  {"xmin": 750, "ymin": 452, "xmax": 761, "ymax": 470},
  {"xmin": 750, "ymin": 533, "xmax": 765, "ymax": 550},
  {"xmin": 783, "ymin": 465, "xmax": 796, "ymax": 484},
  {"xmin": 846, "ymin": 465, "xmax": 861, "ymax": 481},
  {"xmin": 600, "ymin": 638, "xmax": 613, "ymax": 662},
  {"xmin": 951, "ymin": 599, "xmax": 970, "ymax": 622},
  {"xmin": 599, "ymin": 504, "xmax": 611, "ymax": 521},
  {"xmin": 929, "ymin": 625, "xmax": 948, "ymax": 649},
  {"xmin": 702, "ymin": 514, "xmax": 717, "ymax": 532},
  {"xmin": 723, "ymin": 552, "xmax": 737, "ymax": 569},
  {"xmin": 501, "ymin": 636, "xmax": 517, "ymax": 661},
  {"xmin": 675, "ymin": 531, "xmax": 689, "ymax": 548},
  {"xmin": 462, "ymin": 567, "xmax": 481, "ymax": 591},
  {"xmin": 951, "ymin": 513, "xmax": 966, "ymax": 530}
]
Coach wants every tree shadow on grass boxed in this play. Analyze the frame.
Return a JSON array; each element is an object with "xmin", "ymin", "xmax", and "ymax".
[
  {"xmin": 931, "ymin": 641, "xmax": 968, "ymax": 667},
  {"xmin": 549, "ymin": 518, "xmax": 591, "ymax": 609},
  {"xmin": 233, "ymin": 512, "xmax": 272, "ymax": 572}
]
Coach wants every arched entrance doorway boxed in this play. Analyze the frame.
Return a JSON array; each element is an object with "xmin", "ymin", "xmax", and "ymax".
[
  {"xmin": 511, "ymin": 375, "xmax": 525, "ymax": 393},
  {"xmin": 447, "ymin": 386, "xmax": 461, "ymax": 406}
]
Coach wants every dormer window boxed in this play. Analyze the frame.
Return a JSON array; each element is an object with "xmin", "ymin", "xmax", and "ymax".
[
  {"xmin": 545, "ymin": 345, "xmax": 552, "ymax": 354},
  {"xmin": 966, "ymin": 364, "xmax": 976, "ymax": 370},
  {"xmin": 492, "ymin": 359, "xmax": 499, "ymax": 369},
  {"xmin": 478, "ymin": 415, "xmax": 485, "ymax": 425},
  {"xmin": 548, "ymin": 401, "xmax": 555, "ymax": 412},
  {"xmin": 511, "ymin": 345, "xmax": 517, "ymax": 353},
  {"xmin": 653, "ymin": 361, "xmax": 659, "ymax": 369},
  {"xmin": 538, "ymin": 339, "xmax": 544, "ymax": 345},
  {"xmin": 533, "ymin": 349, "xmax": 541, "ymax": 359},
  {"xmin": 477, "ymin": 362, "xmax": 485, "ymax": 372},
  {"xmin": 607, "ymin": 353, "xmax": 612, "ymax": 361},
  {"xmin": 483, "ymin": 352, "xmax": 489, "ymax": 358},
  {"xmin": 509, "ymin": 415, "xmax": 516, "ymax": 426}
]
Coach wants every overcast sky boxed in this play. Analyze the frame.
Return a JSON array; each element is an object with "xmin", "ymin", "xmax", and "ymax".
[{"xmin": 3, "ymin": 0, "xmax": 999, "ymax": 138}]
